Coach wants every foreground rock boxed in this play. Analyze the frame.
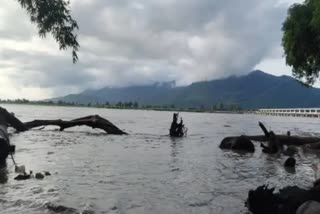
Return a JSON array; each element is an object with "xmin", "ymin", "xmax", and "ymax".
[
  {"xmin": 284, "ymin": 157, "xmax": 296, "ymax": 168},
  {"xmin": 14, "ymin": 171, "xmax": 32, "ymax": 180},
  {"xmin": 220, "ymin": 135, "xmax": 255, "ymax": 153},
  {"xmin": 246, "ymin": 185, "xmax": 320, "ymax": 214},
  {"xmin": 35, "ymin": 172, "xmax": 44, "ymax": 179},
  {"xmin": 296, "ymin": 201, "xmax": 320, "ymax": 214}
]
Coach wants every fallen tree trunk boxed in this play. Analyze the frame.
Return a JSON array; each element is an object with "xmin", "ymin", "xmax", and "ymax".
[
  {"xmin": 23, "ymin": 115, "xmax": 127, "ymax": 135},
  {"xmin": 258, "ymin": 121, "xmax": 320, "ymax": 146},
  {"xmin": 220, "ymin": 121, "xmax": 320, "ymax": 149},
  {"xmin": 0, "ymin": 106, "xmax": 127, "ymax": 135},
  {"xmin": 0, "ymin": 106, "xmax": 127, "ymax": 162},
  {"xmin": 225, "ymin": 135, "xmax": 320, "ymax": 145}
]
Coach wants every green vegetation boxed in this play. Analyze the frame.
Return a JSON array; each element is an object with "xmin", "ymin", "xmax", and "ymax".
[
  {"xmin": 0, "ymin": 99, "xmax": 244, "ymax": 113},
  {"xmin": 17, "ymin": 0, "xmax": 79, "ymax": 62},
  {"xmin": 282, "ymin": 0, "xmax": 320, "ymax": 85}
]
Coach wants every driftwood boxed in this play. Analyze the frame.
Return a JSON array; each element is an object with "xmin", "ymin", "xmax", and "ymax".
[
  {"xmin": 219, "ymin": 135, "xmax": 255, "ymax": 152},
  {"xmin": 0, "ymin": 107, "xmax": 127, "ymax": 135},
  {"xmin": 222, "ymin": 135, "xmax": 320, "ymax": 145},
  {"xmin": 258, "ymin": 122, "xmax": 270, "ymax": 138},
  {"xmin": 220, "ymin": 122, "xmax": 320, "ymax": 148},
  {"xmin": 23, "ymin": 115, "xmax": 127, "ymax": 135},
  {"xmin": 169, "ymin": 113, "xmax": 187, "ymax": 137},
  {"xmin": 0, "ymin": 106, "xmax": 127, "ymax": 161}
]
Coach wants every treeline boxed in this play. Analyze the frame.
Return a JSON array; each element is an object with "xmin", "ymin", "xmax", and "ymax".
[
  {"xmin": 0, "ymin": 99, "xmax": 244, "ymax": 113},
  {"xmin": 211, "ymin": 102, "xmax": 242, "ymax": 111}
]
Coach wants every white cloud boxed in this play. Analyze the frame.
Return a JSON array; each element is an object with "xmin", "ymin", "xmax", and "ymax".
[{"xmin": 0, "ymin": 0, "xmax": 305, "ymax": 99}]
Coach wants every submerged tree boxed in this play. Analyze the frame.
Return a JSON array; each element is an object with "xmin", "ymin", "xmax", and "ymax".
[
  {"xmin": 282, "ymin": 0, "xmax": 320, "ymax": 85},
  {"xmin": 16, "ymin": 0, "xmax": 79, "ymax": 62}
]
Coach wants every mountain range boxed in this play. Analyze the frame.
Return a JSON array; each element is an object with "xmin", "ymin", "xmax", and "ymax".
[{"xmin": 50, "ymin": 70, "xmax": 320, "ymax": 109}]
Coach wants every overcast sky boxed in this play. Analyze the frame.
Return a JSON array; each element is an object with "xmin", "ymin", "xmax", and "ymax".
[{"xmin": 0, "ymin": 0, "xmax": 306, "ymax": 100}]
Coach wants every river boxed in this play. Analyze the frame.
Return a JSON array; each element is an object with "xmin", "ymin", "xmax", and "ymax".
[{"xmin": 0, "ymin": 104, "xmax": 319, "ymax": 214}]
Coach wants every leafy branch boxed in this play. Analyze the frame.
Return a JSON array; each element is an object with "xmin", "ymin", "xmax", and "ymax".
[{"xmin": 16, "ymin": 0, "xmax": 79, "ymax": 63}]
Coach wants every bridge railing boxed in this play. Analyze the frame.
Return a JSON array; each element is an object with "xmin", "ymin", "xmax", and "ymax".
[{"xmin": 257, "ymin": 108, "xmax": 320, "ymax": 117}]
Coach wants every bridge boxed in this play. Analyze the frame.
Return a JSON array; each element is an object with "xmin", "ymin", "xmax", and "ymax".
[{"xmin": 257, "ymin": 108, "xmax": 320, "ymax": 118}]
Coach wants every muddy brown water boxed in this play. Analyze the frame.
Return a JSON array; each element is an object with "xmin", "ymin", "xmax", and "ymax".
[{"xmin": 0, "ymin": 104, "xmax": 320, "ymax": 214}]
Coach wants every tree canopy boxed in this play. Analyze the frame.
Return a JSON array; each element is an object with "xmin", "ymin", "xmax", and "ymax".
[
  {"xmin": 282, "ymin": 0, "xmax": 320, "ymax": 85},
  {"xmin": 16, "ymin": 0, "xmax": 79, "ymax": 63}
]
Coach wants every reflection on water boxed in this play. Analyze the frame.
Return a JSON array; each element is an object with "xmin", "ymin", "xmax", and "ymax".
[{"xmin": 0, "ymin": 104, "xmax": 319, "ymax": 213}]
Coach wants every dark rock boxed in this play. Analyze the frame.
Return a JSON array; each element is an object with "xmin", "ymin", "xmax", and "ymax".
[
  {"xmin": 44, "ymin": 171, "xmax": 51, "ymax": 176},
  {"xmin": 220, "ymin": 136, "xmax": 255, "ymax": 153},
  {"xmin": 296, "ymin": 200, "xmax": 320, "ymax": 214},
  {"xmin": 35, "ymin": 172, "xmax": 44, "ymax": 179},
  {"xmin": 82, "ymin": 210, "xmax": 95, "ymax": 214},
  {"xmin": 245, "ymin": 185, "xmax": 320, "ymax": 214},
  {"xmin": 231, "ymin": 135, "xmax": 255, "ymax": 152},
  {"xmin": 45, "ymin": 202, "xmax": 77, "ymax": 213},
  {"xmin": 245, "ymin": 185, "xmax": 278, "ymax": 214},
  {"xmin": 219, "ymin": 137, "xmax": 235, "ymax": 149},
  {"xmin": 246, "ymin": 185, "xmax": 306, "ymax": 214},
  {"xmin": 14, "ymin": 171, "xmax": 32, "ymax": 180},
  {"xmin": 284, "ymin": 157, "xmax": 296, "ymax": 168}
]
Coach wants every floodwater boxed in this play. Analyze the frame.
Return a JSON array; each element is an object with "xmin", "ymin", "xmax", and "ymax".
[{"xmin": 0, "ymin": 104, "xmax": 320, "ymax": 214}]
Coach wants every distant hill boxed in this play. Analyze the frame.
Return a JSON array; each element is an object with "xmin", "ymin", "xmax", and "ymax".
[{"xmin": 49, "ymin": 70, "xmax": 320, "ymax": 109}]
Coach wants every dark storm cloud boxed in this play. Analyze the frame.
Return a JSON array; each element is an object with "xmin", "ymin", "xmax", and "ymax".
[{"xmin": 0, "ymin": 0, "xmax": 298, "ymax": 98}]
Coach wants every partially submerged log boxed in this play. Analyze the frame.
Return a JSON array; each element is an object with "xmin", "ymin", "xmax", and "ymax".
[
  {"xmin": 0, "ymin": 106, "xmax": 127, "ymax": 135},
  {"xmin": 23, "ymin": 115, "xmax": 127, "ymax": 135},
  {"xmin": 0, "ymin": 106, "xmax": 127, "ymax": 162},
  {"xmin": 221, "ymin": 135, "xmax": 320, "ymax": 146},
  {"xmin": 258, "ymin": 121, "xmax": 270, "ymax": 138},
  {"xmin": 220, "ymin": 135, "xmax": 255, "ymax": 153},
  {"xmin": 220, "ymin": 121, "xmax": 320, "ymax": 151}
]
